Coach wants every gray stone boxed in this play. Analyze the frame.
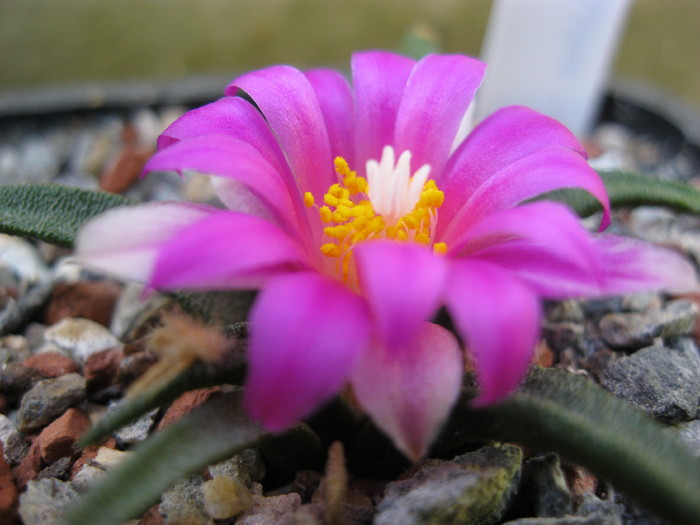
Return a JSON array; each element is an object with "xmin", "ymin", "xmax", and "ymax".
[
  {"xmin": 16, "ymin": 372, "xmax": 87, "ymax": 432},
  {"xmin": 17, "ymin": 138, "xmax": 60, "ymax": 183},
  {"xmin": 599, "ymin": 312, "xmax": 662, "ymax": 349},
  {"xmin": 111, "ymin": 402, "xmax": 157, "ymax": 448},
  {"xmin": 237, "ymin": 493, "xmax": 302, "ymax": 525},
  {"xmin": 160, "ymin": 476, "xmax": 212, "ymax": 525},
  {"xmin": 0, "ymin": 413, "xmax": 27, "ymax": 464},
  {"xmin": 0, "ymin": 334, "xmax": 30, "ymax": 365},
  {"xmin": 208, "ymin": 449, "xmax": 266, "ymax": 487},
  {"xmin": 72, "ymin": 447, "xmax": 131, "ymax": 492},
  {"xmin": 44, "ymin": 317, "xmax": 121, "ymax": 364},
  {"xmin": 18, "ymin": 478, "xmax": 79, "ymax": 525},
  {"xmin": 0, "ymin": 281, "xmax": 54, "ymax": 336},
  {"xmin": 502, "ymin": 515, "xmax": 620, "ymax": 525},
  {"xmin": 619, "ymin": 292, "xmax": 663, "ymax": 313},
  {"xmin": 576, "ymin": 493, "xmax": 625, "ymax": 522},
  {"xmin": 521, "ymin": 454, "xmax": 573, "ymax": 518},
  {"xmin": 601, "ymin": 339, "xmax": 700, "ymax": 423},
  {"xmin": 656, "ymin": 300, "xmax": 698, "ymax": 338},
  {"xmin": 546, "ymin": 301, "xmax": 585, "ymax": 323},
  {"xmin": 543, "ymin": 323, "xmax": 584, "ymax": 353},
  {"xmin": 375, "ymin": 443, "xmax": 522, "ymax": 525},
  {"xmin": 0, "ymin": 234, "xmax": 50, "ymax": 284},
  {"xmin": 668, "ymin": 419, "xmax": 700, "ymax": 457}
]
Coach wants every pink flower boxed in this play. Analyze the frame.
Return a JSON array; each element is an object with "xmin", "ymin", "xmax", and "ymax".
[{"xmin": 77, "ymin": 52, "xmax": 697, "ymax": 460}]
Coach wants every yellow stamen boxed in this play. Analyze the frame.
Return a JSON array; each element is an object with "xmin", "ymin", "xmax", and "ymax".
[
  {"xmin": 303, "ymin": 192, "xmax": 315, "ymax": 208},
  {"xmin": 314, "ymin": 154, "xmax": 448, "ymax": 284}
]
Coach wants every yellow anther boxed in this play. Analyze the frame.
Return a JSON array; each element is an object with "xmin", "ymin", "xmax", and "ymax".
[
  {"xmin": 433, "ymin": 242, "xmax": 448, "ymax": 255},
  {"xmin": 315, "ymin": 155, "xmax": 446, "ymax": 284},
  {"xmin": 334, "ymin": 157, "xmax": 351, "ymax": 177},
  {"xmin": 415, "ymin": 233, "xmax": 430, "ymax": 245},
  {"xmin": 319, "ymin": 206, "xmax": 333, "ymax": 223},
  {"xmin": 321, "ymin": 243, "xmax": 341, "ymax": 257}
]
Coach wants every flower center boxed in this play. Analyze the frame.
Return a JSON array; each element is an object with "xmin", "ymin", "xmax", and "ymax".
[{"xmin": 304, "ymin": 146, "xmax": 447, "ymax": 284}]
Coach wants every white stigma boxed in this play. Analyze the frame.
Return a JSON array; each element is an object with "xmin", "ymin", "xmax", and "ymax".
[{"xmin": 365, "ymin": 146, "xmax": 431, "ymax": 223}]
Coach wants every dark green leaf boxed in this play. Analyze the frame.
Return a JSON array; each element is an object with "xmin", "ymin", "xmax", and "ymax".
[
  {"xmin": 540, "ymin": 171, "xmax": 700, "ymax": 217},
  {"xmin": 445, "ymin": 367, "xmax": 700, "ymax": 525},
  {"xmin": 0, "ymin": 183, "xmax": 135, "ymax": 247},
  {"xmin": 65, "ymin": 391, "xmax": 267, "ymax": 525}
]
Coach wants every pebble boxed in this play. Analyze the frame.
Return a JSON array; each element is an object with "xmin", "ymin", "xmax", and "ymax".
[
  {"xmin": 43, "ymin": 280, "xmax": 122, "ymax": 327},
  {"xmin": 21, "ymin": 352, "xmax": 79, "ymax": 379},
  {"xmin": 44, "ymin": 317, "xmax": 121, "ymax": 364},
  {"xmin": 0, "ymin": 335, "xmax": 30, "ymax": 365},
  {"xmin": 375, "ymin": 444, "xmax": 522, "ymax": 525},
  {"xmin": 0, "ymin": 414, "xmax": 27, "ymax": 465},
  {"xmin": 159, "ymin": 476, "xmax": 211, "ymax": 525},
  {"xmin": 157, "ymin": 388, "xmax": 221, "ymax": 431},
  {"xmin": 601, "ymin": 338, "xmax": 700, "ymax": 423},
  {"xmin": 72, "ymin": 446, "xmax": 129, "ymax": 493},
  {"xmin": 202, "ymin": 476, "xmax": 253, "ymax": 520},
  {"xmin": 521, "ymin": 454, "xmax": 573, "ymax": 518},
  {"xmin": 16, "ymin": 373, "xmax": 87, "ymax": 433},
  {"xmin": 36, "ymin": 408, "xmax": 90, "ymax": 464},
  {"xmin": 83, "ymin": 347, "xmax": 123, "ymax": 394},
  {"xmin": 598, "ymin": 300, "xmax": 697, "ymax": 350},
  {"xmin": 208, "ymin": 449, "xmax": 266, "ymax": 487},
  {"xmin": 110, "ymin": 403, "xmax": 158, "ymax": 448},
  {"xmin": 0, "ymin": 443, "xmax": 18, "ymax": 525},
  {"xmin": 237, "ymin": 493, "xmax": 302, "ymax": 525},
  {"xmin": 0, "ymin": 235, "xmax": 50, "ymax": 285},
  {"xmin": 11, "ymin": 441, "xmax": 42, "ymax": 491},
  {"xmin": 18, "ymin": 478, "xmax": 78, "ymax": 525},
  {"xmin": 668, "ymin": 419, "xmax": 700, "ymax": 457}
]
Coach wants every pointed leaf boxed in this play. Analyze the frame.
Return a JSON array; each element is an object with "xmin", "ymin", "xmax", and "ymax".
[
  {"xmin": 444, "ymin": 367, "xmax": 700, "ymax": 525},
  {"xmin": 65, "ymin": 392, "xmax": 267, "ymax": 525},
  {"xmin": 0, "ymin": 183, "xmax": 135, "ymax": 247},
  {"xmin": 540, "ymin": 171, "xmax": 700, "ymax": 217}
]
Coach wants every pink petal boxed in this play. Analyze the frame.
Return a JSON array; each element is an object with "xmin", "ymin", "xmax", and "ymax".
[
  {"xmin": 394, "ymin": 54, "xmax": 485, "ymax": 178},
  {"xmin": 76, "ymin": 202, "xmax": 215, "ymax": 283},
  {"xmin": 441, "ymin": 146, "xmax": 610, "ymax": 244},
  {"xmin": 350, "ymin": 323, "xmax": 463, "ymax": 461},
  {"xmin": 149, "ymin": 211, "xmax": 310, "ymax": 291},
  {"xmin": 351, "ymin": 51, "xmax": 415, "ymax": 171},
  {"xmin": 209, "ymin": 178, "xmax": 278, "ymax": 223},
  {"xmin": 450, "ymin": 202, "xmax": 603, "ymax": 297},
  {"xmin": 156, "ymin": 97, "xmax": 291, "ymax": 180},
  {"xmin": 245, "ymin": 272, "xmax": 371, "ymax": 431},
  {"xmin": 439, "ymin": 106, "xmax": 589, "ymax": 235},
  {"xmin": 143, "ymin": 135, "xmax": 303, "ymax": 237},
  {"xmin": 445, "ymin": 260, "xmax": 541, "ymax": 406},
  {"xmin": 304, "ymin": 69, "xmax": 354, "ymax": 166},
  {"xmin": 354, "ymin": 241, "xmax": 446, "ymax": 349},
  {"xmin": 226, "ymin": 66, "xmax": 335, "ymax": 200},
  {"xmin": 593, "ymin": 235, "xmax": 700, "ymax": 294}
]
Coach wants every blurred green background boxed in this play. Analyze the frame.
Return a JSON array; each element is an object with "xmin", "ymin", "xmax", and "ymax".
[{"xmin": 0, "ymin": 0, "xmax": 698, "ymax": 109}]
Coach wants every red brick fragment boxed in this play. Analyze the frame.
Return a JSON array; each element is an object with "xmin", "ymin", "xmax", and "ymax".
[
  {"xmin": 44, "ymin": 281, "xmax": 123, "ymax": 327},
  {"xmin": 157, "ymin": 388, "xmax": 221, "ymax": 431},
  {"xmin": 0, "ymin": 443, "xmax": 18, "ymax": 525},
  {"xmin": 11, "ymin": 439, "xmax": 41, "ymax": 491},
  {"xmin": 22, "ymin": 352, "xmax": 79, "ymax": 379},
  {"xmin": 70, "ymin": 438, "xmax": 117, "ymax": 479},
  {"xmin": 36, "ymin": 408, "xmax": 91, "ymax": 465},
  {"xmin": 84, "ymin": 347, "xmax": 124, "ymax": 391},
  {"xmin": 139, "ymin": 505, "xmax": 166, "ymax": 525}
]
